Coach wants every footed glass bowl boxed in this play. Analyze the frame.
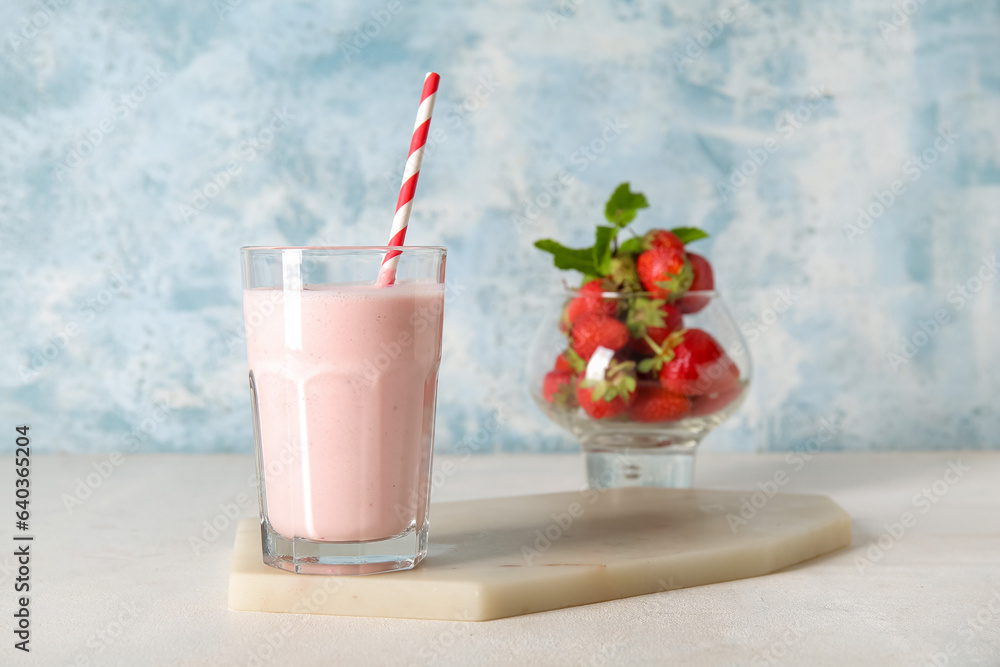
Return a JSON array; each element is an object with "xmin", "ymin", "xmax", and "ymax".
[{"xmin": 528, "ymin": 288, "xmax": 752, "ymax": 488}]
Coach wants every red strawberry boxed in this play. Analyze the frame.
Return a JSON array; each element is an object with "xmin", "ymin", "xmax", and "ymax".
[
  {"xmin": 628, "ymin": 385, "xmax": 692, "ymax": 422},
  {"xmin": 626, "ymin": 298, "xmax": 683, "ymax": 356},
  {"xmin": 643, "ymin": 229, "xmax": 685, "ymax": 254},
  {"xmin": 678, "ymin": 252, "xmax": 715, "ymax": 314},
  {"xmin": 554, "ymin": 349, "xmax": 586, "ymax": 374},
  {"xmin": 576, "ymin": 360, "xmax": 637, "ymax": 419},
  {"xmin": 563, "ymin": 280, "xmax": 617, "ymax": 328},
  {"xmin": 690, "ymin": 384, "xmax": 744, "ymax": 417},
  {"xmin": 637, "ymin": 247, "xmax": 694, "ymax": 298},
  {"xmin": 542, "ymin": 370, "xmax": 576, "ymax": 407},
  {"xmin": 570, "ymin": 312, "xmax": 630, "ymax": 360},
  {"xmin": 555, "ymin": 354, "xmax": 572, "ymax": 372},
  {"xmin": 659, "ymin": 329, "xmax": 739, "ymax": 397}
]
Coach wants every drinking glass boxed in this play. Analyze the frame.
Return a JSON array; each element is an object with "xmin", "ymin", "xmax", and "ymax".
[{"xmin": 241, "ymin": 246, "xmax": 446, "ymax": 574}]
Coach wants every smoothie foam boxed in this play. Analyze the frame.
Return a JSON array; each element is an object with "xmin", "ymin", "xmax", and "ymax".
[{"xmin": 244, "ymin": 282, "xmax": 444, "ymax": 543}]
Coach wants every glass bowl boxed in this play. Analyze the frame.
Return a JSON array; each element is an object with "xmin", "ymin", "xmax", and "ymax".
[{"xmin": 528, "ymin": 288, "xmax": 752, "ymax": 488}]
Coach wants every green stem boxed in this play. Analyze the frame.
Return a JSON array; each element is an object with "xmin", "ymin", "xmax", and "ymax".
[{"xmin": 643, "ymin": 334, "xmax": 664, "ymax": 356}]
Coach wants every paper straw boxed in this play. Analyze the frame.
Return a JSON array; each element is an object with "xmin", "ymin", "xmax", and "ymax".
[{"xmin": 376, "ymin": 72, "xmax": 440, "ymax": 287}]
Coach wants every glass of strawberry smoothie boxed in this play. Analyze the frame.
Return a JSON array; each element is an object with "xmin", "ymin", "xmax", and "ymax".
[{"xmin": 241, "ymin": 246, "xmax": 446, "ymax": 575}]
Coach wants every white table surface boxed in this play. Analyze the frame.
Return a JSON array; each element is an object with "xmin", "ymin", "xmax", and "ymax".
[{"xmin": 6, "ymin": 452, "xmax": 999, "ymax": 666}]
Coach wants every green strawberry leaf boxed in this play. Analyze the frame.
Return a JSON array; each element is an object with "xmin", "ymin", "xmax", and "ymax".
[
  {"xmin": 637, "ymin": 358, "xmax": 658, "ymax": 374},
  {"xmin": 600, "ymin": 361, "xmax": 637, "ymax": 401},
  {"xmin": 565, "ymin": 348, "xmax": 586, "ymax": 373},
  {"xmin": 670, "ymin": 227, "xmax": 710, "ymax": 244},
  {"xmin": 592, "ymin": 226, "xmax": 617, "ymax": 276},
  {"xmin": 535, "ymin": 182, "xmax": 654, "ymax": 276},
  {"xmin": 626, "ymin": 318, "xmax": 646, "ymax": 339},
  {"xmin": 605, "ymin": 183, "xmax": 649, "ymax": 228},
  {"xmin": 626, "ymin": 298, "xmax": 668, "ymax": 338},
  {"xmin": 647, "ymin": 301, "xmax": 668, "ymax": 327},
  {"xmin": 618, "ymin": 236, "xmax": 644, "ymax": 255},
  {"xmin": 607, "ymin": 255, "xmax": 641, "ymax": 292},
  {"xmin": 655, "ymin": 260, "xmax": 694, "ymax": 294},
  {"xmin": 534, "ymin": 239, "xmax": 597, "ymax": 275}
]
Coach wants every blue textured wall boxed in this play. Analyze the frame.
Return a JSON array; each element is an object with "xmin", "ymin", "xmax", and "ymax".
[{"xmin": 2, "ymin": 0, "xmax": 998, "ymax": 454}]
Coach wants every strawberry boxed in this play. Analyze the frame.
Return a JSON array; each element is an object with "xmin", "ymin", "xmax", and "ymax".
[
  {"xmin": 626, "ymin": 298, "xmax": 683, "ymax": 356},
  {"xmin": 678, "ymin": 252, "xmax": 714, "ymax": 314},
  {"xmin": 542, "ymin": 370, "xmax": 576, "ymax": 408},
  {"xmin": 607, "ymin": 255, "xmax": 642, "ymax": 293},
  {"xmin": 628, "ymin": 385, "xmax": 692, "ymax": 422},
  {"xmin": 554, "ymin": 354, "xmax": 572, "ymax": 372},
  {"xmin": 636, "ymin": 329, "xmax": 686, "ymax": 375},
  {"xmin": 643, "ymin": 229, "xmax": 685, "ymax": 254},
  {"xmin": 570, "ymin": 312, "xmax": 630, "ymax": 360},
  {"xmin": 690, "ymin": 384, "xmax": 744, "ymax": 417},
  {"xmin": 554, "ymin": 349, "xmax": 586, "ymax": 373},
  {"xmin": 576, "ymin": 360, "xmax": 637, "ymax": 419},
  {"xmin": 637, "ymin": 247, "xmax": 694, "ymax": 298},
  {"xmin": 562, "ymin": 280, "xmax": 617, "ymax": 329},
  {"xmin": 658, "ymin": 329, "xmax": 739, "ymax": 397}
]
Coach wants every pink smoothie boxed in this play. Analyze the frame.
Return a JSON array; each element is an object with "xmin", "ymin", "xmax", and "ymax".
[{"xmin": 244, "ymin": 282, "xmax": 444, "ymax": 543}]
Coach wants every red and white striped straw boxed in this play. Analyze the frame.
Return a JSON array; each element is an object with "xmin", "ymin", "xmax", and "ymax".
[{"xmin": 376, "ymin": 72, "xmax": 440, "ymax": 287}]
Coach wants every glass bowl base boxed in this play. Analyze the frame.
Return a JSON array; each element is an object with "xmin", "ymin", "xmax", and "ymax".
[{"xmin": 585, "ymin": 446, "xmax": 697, "ymax": 489}]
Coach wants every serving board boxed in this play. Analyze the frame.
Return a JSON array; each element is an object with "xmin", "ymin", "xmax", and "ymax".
[{"xmin": 229, "ymin": 487, "xmax": 850, "ymax": 621}]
